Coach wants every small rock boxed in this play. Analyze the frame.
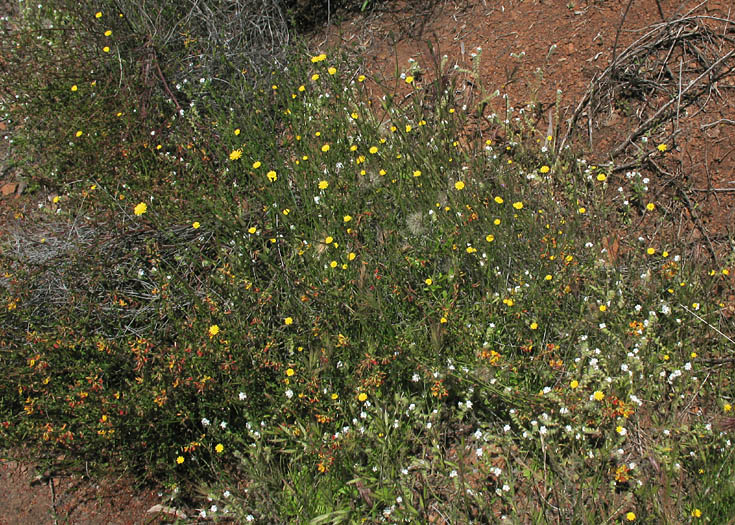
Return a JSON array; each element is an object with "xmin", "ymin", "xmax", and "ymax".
[
  {"xmin": 1, "ymin": 182, "xmax": 17, "ymax": 196},
  {"xmin": 147, "ymin": 504, "xmax": 187, "ymax": 519}
]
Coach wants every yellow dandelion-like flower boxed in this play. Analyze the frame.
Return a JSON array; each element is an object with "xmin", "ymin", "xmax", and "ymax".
[
  {"xmin": 192, "ymin": 221, "xmax": 200, "ymax": 229},
  {"xmin": 454, "ymin": 181, "xmax": 465, "ymax": 190},
  {"xmin": 284, "ymin": 317, "xmax": 293, "ymax": 326},
  {"xmin": 71, "ymin": 85, "xmax": 78, "ymax": 92},
  {"xmin": 208, "ymin": 324, "xmax": 220, "ymax": 337},
  {"xmin": 358, "ymin": 392, "xmax": 368, "ymax": 402},
  {"xmin": 134, "ymin": 202, "xmax": 147, "ymax": 216},
  {"xmin": 104, "ymin": 30, "xmax": 112, "ymax": 37},
  {"xmin": 494, "ymin": 196, "xmax": 504, "ymax": 204},
  {"xmin": 229, "ymin": 149, "xmax": 242, "ymax": 160},
  {"xmin": 530, "ymin": 322, "xmax": 538, "ymax": 330},
  {"xmin": 544, "ymin": 274, "xmax": 552, "ymax": 281},
  {"xmin": 102, "ymin": 46, "xmax": 110, "ymax": 53},
  {"xmin": 405, "ymin": 76, "xmax": 414, "ymax": 84},
  {"xmin": 330, "ymin": 260, "xmax": 337, "ymax": 268},
  {"xmin": 318, "ymin": 180, "xmax": 329, "ymax": 189},
  {"xmin": 286, "ymin": 368, "xmax": 295, "ymax": 376},
  {"xmin": 266, "ymin": 170, "xmax": 277, "ymax": 182},
  {"xmin": 425, "ymin": 278, "xmax": 433, "ymax": 286},
  {"xmin": 331, "ymin": 393, "xmax": 339, "ymax": 400},
  {"xmin": 539, "ymin": 165, "xmax": 550, "ymax": 174},
  {"xmin": 724, "ymin": 403, "xmax": 732, "ymax": 412},
  {"xmin": 369, "ymin": 146, "xmax": 378, "ymax": 154},
  {"xmin": 311, "ymin": 73, "xmax": 320, "ymax": 81},
  {"xmin": 578, "ymin": 207, "xmax": 586, "ymax": 214},
  {"xmin": 413, "ymin": 170, "xmax": 422, "ymax": 177},
  {"xmin": 657, "ymin": 143, "xmax": 667, "ymax": 152},
  {"xmin": 311, "ymin": 53, "xmax": 327, "ymax": 63},
  {"xmin": 691, "ymin": 509, "xmax": 702, "ymax": 518},
  {"xmin": 570, "ymin": 380, "xmax": 579, "ymax": 389},
  {"xmin": 321, "ymin": 144, "xmax": 330, "ymax": 152},
  {"xmin": 485, "ymin": 234, "xmax": 495, "ymax": 243},
  {"xmin": 95, "ymin": 11, "xmax": 102, "ymax": 18},
  {"xmin": 215, "ymin": 443, "xmax": 224, "ymax": 453},
  {"xmin": 440, "ymin": 316, "xmax": 448, "ymax": 324},
  {"xmin": 646, "ymin": 247, "xmax": 655, "ymax": 255},
  {"xmin": 626, "ymin": 512, "xmax": 636, "ymax": 521},
  {"xmin": 597, "ymin": 173, "xmax": 607, "ymax": 182},
  {"xmin": 348, "ymin": 252, "xmax": 356, "ymax": 261},
  {"xmin": 513, "ymin": 201, "xmax": 524, "ymax": 210},
  {"xmin": 343, "ymin": 215, "xmax": 352, "ymax": 223},
  {"xmin": 328, "ymin": 66, "xmax": 336, "ymax": 75},
  {"xmin": 176, "ymin": 456, "xmax": 184, "ymax": 464},
  {"xmin": 593, "ymin": 390, "xmax": 604, "ymax": 401},
  {"xmin": 599, "ymin": 305, "xmax": 607, "ymax": 312},
  {"xmin": 646, "ymin": 203, "xmax": 655, "ymax": 211},
  {"xmin": 358, "ymin": 74, "xmax": 366, "ymax": 82},
  {"xmin": 75, "ymin": 130, "xmax": 83, "ymax": 137}
]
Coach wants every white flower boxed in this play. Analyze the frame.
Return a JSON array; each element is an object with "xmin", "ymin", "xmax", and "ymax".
[
  {"xmin": 285, "ymin": 389, "xmax": 293, "ymax": 399},
  {"xmin": 223, "ymin": 490, "xmax": 231, "ymax": 498},
  {"xmin": 476, "ymin": 447, "xmax": 483, "ymax": 457},
  {"xmin": 201, "ymin": 418, "xmax": 210, "ymax": 427},
  {"xmin": 450, "ymin": 470, "xmax": 458, "ymax": 478},
  {"xmin": 246, "ymin": 515, "xmax": 254, "ymax": 522},
  {"xmin": 239, "ymin": 392, "xmax": 247, "ymax": 400},
  {"xmin": 412, "ymin": 373, "xmax": 420, "ymax": 382}
]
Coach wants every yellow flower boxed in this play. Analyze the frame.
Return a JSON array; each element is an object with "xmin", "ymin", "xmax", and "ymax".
[
  {"xmin": 454, "ymin": 181, "xmax": 465, "ymax": 190},
  {"xmin": 646, "ymin": 247, "xmax": 655, "ymax": 255},
  {"xmin": 570, "ymin": 380, "xmax": 579, "ymax": 389},
  {"xmin": 578, "ymin": 207, "xmax": 586, "ymax": 214},
  {"xmin": 646, "ymin": 203, "xmax": 655, "ymax": 211},
  {"xmin": 599, "ymin": 305, "xmax": 607, "ymax": 312},
  {"xmin": 544, "ymin": 274, "xmax": 552, "ymax": 281},
  {"xmin": 358, "ymin": 74, "xmax": 366, "ymax": 82},
  {"xmin": 351, "ymin": 112, "xmax": 359, "ymax": 119},
  {"xmin": 95, "ymin": 11, "xmax": 102, "ymax": 18},
  {"xmin": 252, "ymin": 161, "xmax": 261, "ymax": 169},
  {"xmin": 330, "ymin": 261, "xmax": 337, "ymax": 268},
  {"xmin": 266, "ymin": 170, "xmax": 277, "ymax": 182},
  {"xmin": 724, "ymin": 403, "xmax": 732, "ymax": 412},
  {"xmin": 485, "ymin": 234, "xmax": 495, "ymax": 243},
  {"xmin": 530, "ymin": 322, "xmax": 538, "ymax": 330},
  {"xmin": 425, "ymin": 278, "xmax": 433, "ymax": 286},
  {"xmin": 284, "ymin": 317, "xmax": 293, "ymax": 326},
  {"xmin": 176, "ymin": 455, "xmax": 184, "ymax": 464},
  {"xmin": 229, "ymin": 149, "xmax": 242, "ymax": 160},
  {"xmin": 691, "ymin": 509, "xmax": 702, "ymax": 518},
  {"xmin": 593, "ymin": 390, "xmax": 604, "ymax": 401},
  {"xmin": 597, "ymin": 173, "xmax": 607, "ymax": 181},
  {"xmin": 369, "ymin": 146, "xmax": 378, "ymax": 154},
  {"xmin": 328, "ymin": 67, "xmax": 337, "ymax": 75},
  {"xmin": 494, "ymin": 196, "xmax": 504, "ymax": 204},
  {"xmin": 657, "ymin": 143, "xmax": 668, "ymax": 152},
  {"xmin": 215, "ymin": 443, "xmax": 224, "ymax": 454},
  {"xmin": 318, "ymin": 180, "xmax": 329, "ymax": 189},
  {"xmin": 343, "ymin": 215, "xmax": 352, "ymax": 223},
  {"xmin": 104, "ymin": 30, "xmax": 112, "ymax": 37},
  {"xmin": 625, "ymin": 512, "xmax": 636, "ymax": 521},
  {"xmin": 192, "ymin": 221, "xmax": 200, "ymax": 229},
  {"xmin": 513, "ymin": 201, "xmax": 524, "ymax": 210},
  {"xmin": 286, "ymin": 368, "xmax": 295, "ymax": 376},
  {"xmin": 311, "ymin": 73, "xmax": 320, "ymax": 81},
  {"xmin": 208, "ymin": 324, "xmax": 220, "ymax": 337},
  {"xmin": 71, "ymin": 85, "xmax": 78, "ymax": 92},
  {"xmin": 331, "ymin": 393, "xmax": 339, "ymax": 400},
  {"xmin": 405, "ymin": 75, "xmax": 414, "ymax": 84},
  {"xmin": 348, "ymin": 252, "xmax": 356, "ymax": 261},
  {"xmin": 75, "ymin": 130, "xmax": 83, "ymax": 137},
  {"xmin": 321, "ymin": 144, "xmax": 330, "ymax": 152},
  {"xmin": 248, "ymin": 226, "xmax": 257, "ymax": 234},
  {"xmin": 52, "ymin": 195, "xmax": 61, "ymax": 204},
  {"xmin": 440, "ymin": 316, "xmax": 448, "ymax": 324},
  {"xmin": 233, "ymin": 128, "xmax": 240, "ymax": 136},
  {"xmin": 134, "ymin": 202, "xmax": 147, "ymax": 216},
  {"xmin": 311, "ymin": 53, "xmax": 327, "ymax": 63},
  {"xmin": 358, "ymin": 392, "xmax": 368, "ymax": 402},
  {"xmin": 102, "ymin": 46, "xmax": 110, "ymax": 53},
  {"xmin": 539, "ymin": 165, "xmax": 550, "ymax": 174},
  {"xmin": 413, "ymin": 170, "xmax": 422, "ymax": 177}
]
